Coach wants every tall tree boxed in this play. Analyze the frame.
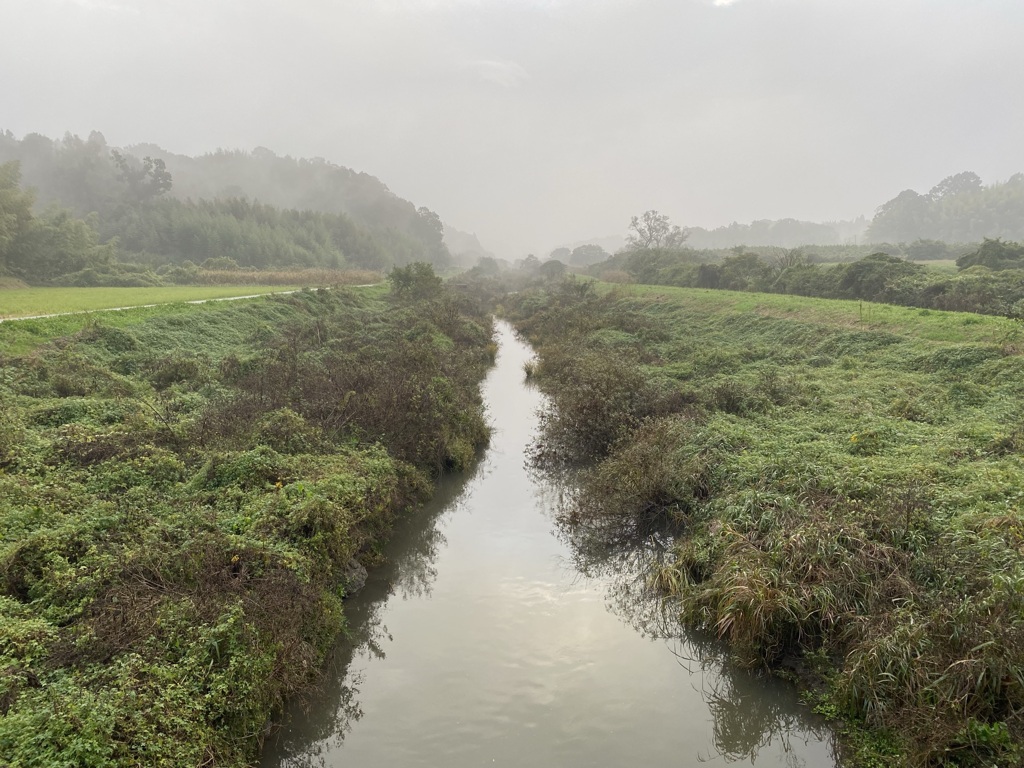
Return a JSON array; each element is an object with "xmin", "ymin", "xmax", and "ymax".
[
  {"xmin": 929, "ymin": 171, "xmax": 983, "ymax": 200},
  {"xmin": 626, "ymin": 210, "xmax": 688, "ymax": 250},
  {"xmin": 570, "ymin": 244, "xmax": 610, "ymax": 266},
  {"xmin": 0, "ymin": 162, "xmax": 36, "ymax": 274},
  {"xmin": 112, "ymin": 150, "xmax": 173, "ymax": 203}
]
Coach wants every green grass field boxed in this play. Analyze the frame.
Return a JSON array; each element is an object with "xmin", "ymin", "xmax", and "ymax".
[
  {"xmin": 0, "ymin": 285, "xmax": 302, "ymax": 320},
  {"xmin": 618, "ymin": 282, "xmax": 1021, "ymax": 346},
  {"xmin": 0, "ymin": 285, "xmax": 388, "ymax": 357}
]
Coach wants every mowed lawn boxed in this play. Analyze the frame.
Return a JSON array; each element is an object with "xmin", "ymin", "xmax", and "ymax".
[{"xmin": 0, "ymin": 285, "xmax": 301, "ymax": 320}]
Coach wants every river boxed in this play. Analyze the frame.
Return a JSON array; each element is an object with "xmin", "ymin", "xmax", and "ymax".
[{"xmin": 260, "ymin": 322, "xmax": 836, "ymax": 768}]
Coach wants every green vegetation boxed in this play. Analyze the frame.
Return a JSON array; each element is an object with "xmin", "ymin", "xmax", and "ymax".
[
  {"xmin": 0, "ymin": 131, "xmax": 453, "ymax": 288},
  {"xmin": 506, "ymin": 279, "xmax": 1024, "ymax": 766},
  {"xmin": 0, "ymin": 276, "xmax": 492, "ymax": 766},
  {"xmin": 682, "ymin": 170, "xmax": 1024, "ymax": 249},
  {"xmin": 0, "ymin": 285, "xmax": 300, "ymax": 319},
  {"xmin": 591, "ymin": 240, "xmax": 1024, "ymax": 319},
  {"xmin": 868, "ymin": 171, "xmax": 1024, "ymax": 243},
  {"xmin": 686, "ymin": 217, "xmax": 866, "ymax": 249}
]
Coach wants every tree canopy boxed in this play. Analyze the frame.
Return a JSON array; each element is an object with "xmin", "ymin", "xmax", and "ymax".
[
  {"xmin": 0, "ymin": 131, "xmax": 454, "ymax": 281},
  {"xmin": 626, "ymin": 210, "xmax": 688, "ymax": 250},
  {"xmin": 868, "ymin": 172, "xmax": 1024, "ymax": 243}
]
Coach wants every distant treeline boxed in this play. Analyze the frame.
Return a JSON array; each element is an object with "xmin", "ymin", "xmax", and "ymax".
[
  {"xmin": 568, "ymin": 171, "xmax": 1024, "ymax": 253},
  {"xmin": 686, "ymin": 171, "xmax": 1024, "ymax": 249},
  {"xmin": 868, "ymin": 171, "xmax": 1024, "ymax": 243},
  {"xmin": 685, "ymin": 217, "xmax": 868, "ymax": 249},
  {"xmin": 680, "ymin": 172, "xmax": 1024, "ymax": 249},
  {"xmin": 592, "ymin": 239, "xmax": 1024, "ymax": 317},
  {"xmin": 0, "ymin": 130, "xmax": 450, "ymax": 285}
]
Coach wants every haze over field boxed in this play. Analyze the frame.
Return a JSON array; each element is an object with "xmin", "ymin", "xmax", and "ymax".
[{"xmin": 3, "ymin": 0, "xmax": 1024, "ymax": 257}]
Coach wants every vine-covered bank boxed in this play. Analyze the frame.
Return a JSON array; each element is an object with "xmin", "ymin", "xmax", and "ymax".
[{"xmin": 0, "ymin": 282, "xmax": 493, "ymax": 766}]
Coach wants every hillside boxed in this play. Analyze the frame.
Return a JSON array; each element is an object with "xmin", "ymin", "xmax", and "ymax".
[{"xmin": 0, "ymin": 130, "xmax": 453, "ymax": 280}]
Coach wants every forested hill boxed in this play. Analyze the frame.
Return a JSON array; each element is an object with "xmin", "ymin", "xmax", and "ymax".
[
  {"xmin": 126, "ymin": 141, "xmax": 449, "ymax": 264},
  {"xmin": 0, "ymin": 130, "xmax": 451, "ymax": 277}
]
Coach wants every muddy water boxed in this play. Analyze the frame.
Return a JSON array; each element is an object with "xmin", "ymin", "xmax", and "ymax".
[{"xmin": 261, "ymin": 322, "xmax": 836, "ymax": 768}]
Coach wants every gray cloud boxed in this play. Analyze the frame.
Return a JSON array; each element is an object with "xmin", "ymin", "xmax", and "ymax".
[{"xmin": 2, "ymin": 0, "xmax": 1023, "ymax": 257}]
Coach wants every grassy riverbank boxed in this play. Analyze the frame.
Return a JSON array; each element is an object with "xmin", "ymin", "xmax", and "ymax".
[
  {"xmin": 0, "ymin": 284, "xmax": 322, "ymax": 320},
  {"xmin": 0, "ymin": 285, "xmax": 493, "ymax": 765},
  {"xmin": 506, "ymin": 280, "xmax": 1024, "ymax": 766}
]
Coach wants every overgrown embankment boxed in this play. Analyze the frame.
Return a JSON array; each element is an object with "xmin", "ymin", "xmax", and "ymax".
[
  {"xmin": 0, "ymin": 285, "xmax": 493, "ymax": 766},
  {"xmin": 506, "ymin": 280, "xmax": 1024, "ymax": 766}
]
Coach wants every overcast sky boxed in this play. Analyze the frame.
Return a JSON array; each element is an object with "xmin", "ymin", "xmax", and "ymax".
[{"xmin": 3, "ymin": 0, "xmax": 1024, "ymax": 257}]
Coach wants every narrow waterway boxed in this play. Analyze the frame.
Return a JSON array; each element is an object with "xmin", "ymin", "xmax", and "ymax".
[{"xmin": 261, "ymin": 322, "xmax": 836, "ymax": 768}]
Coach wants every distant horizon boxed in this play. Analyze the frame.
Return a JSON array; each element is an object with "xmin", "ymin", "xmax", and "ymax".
[
  {"xmin": 5, "ymin": 0, "xmax": 1022, "ymax": 258},
  {"xmin": 9, "ymin": 126, "xmax": 1014, "ymax": 260}
]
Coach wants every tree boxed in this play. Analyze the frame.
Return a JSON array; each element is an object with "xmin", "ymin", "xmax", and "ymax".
[
  {"xmin": 517, "ymin": 254, "xmax": 540, "ymax": 274},
  {"xmin": 112, "ymin": 150, "xmax": 172, "ymax": 203},
  {"xmin": 388, "ymin": 261, "xmax": 443, "ymax": 300},
  {"xmin": 538, "ymin": 259, "xmax": 567, "ymax": 279},
  {"xmin": 0, "ymin": 162, "xmax": 35, "ymax": 272},
  {"xmin": 719, "ymin": 252, "xmax": 773, "ymax": 291},
  {"xmin": 867, "ymin": 190, "xmax": 931, "ymax": 243},
  {"xmin": 548, "ymin": 247, "xmax": 571, "ymax": 262},
  {"xmin": 903, "ymin": 239, "xmax": 952, "ymax": 261},
  {"xmin": 626, "ymin": 210, "xmax": 688, "ymax": 250},
  {"xmin": 772, "ymin": 247, "xmax": 807, "ymax": 272},
  {"xmin": 416, "ymin": 206, "xmax": 443, "ymax": 239},
  {"xmin": 414, "ymin": 207, "xmax": 450, "ymax": 266},
  {"xmin": 570, "ymin": 244, "xmax": 609, "ymax": 266},
  {"xmin": 474, "ymin": 256, "xmax": 501, "ymax": 275},
  {"xmin": 11, "ymin": 209, "xmax": 116, "ymax": 282},
  {"xmin": 929, "ymin": 171, "xmax": 982, "ymax": 200}
]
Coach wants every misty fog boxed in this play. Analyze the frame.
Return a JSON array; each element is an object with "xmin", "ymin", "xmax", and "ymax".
[{"xmin": 3, "ymin": 0, "xmax": 1024, "ymax": 257}]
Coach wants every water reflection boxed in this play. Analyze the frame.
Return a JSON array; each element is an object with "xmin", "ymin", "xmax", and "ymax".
[
  {"xmin": 262, "ymin": 323, "xmax": 834, "ymax": 768},
  {"xmin": 538, "ymin": 473, "xmax": 836, "ymax": 767},
  {"xmin": 264, "ymin": 465, "xmax": 483, "ymax": 767}
]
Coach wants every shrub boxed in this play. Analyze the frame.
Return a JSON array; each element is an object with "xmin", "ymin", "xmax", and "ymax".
[{"xmin": 571, "ymin": 416, "xmax": 715, "ymax": 538}]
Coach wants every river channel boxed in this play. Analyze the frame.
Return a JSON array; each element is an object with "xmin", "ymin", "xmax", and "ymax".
[{"xmin": 261, "ymin": 322, "xmax": 836, "ymax": 768}]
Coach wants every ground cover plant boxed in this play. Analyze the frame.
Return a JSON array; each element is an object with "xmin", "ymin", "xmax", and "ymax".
[
  {"xmin": 505, "ymin": 278, "xmax": 1024, "ymax": 766},
  {"xmin": 0, "ymin": 276, "xmax": 493, "ymax": 766}
]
